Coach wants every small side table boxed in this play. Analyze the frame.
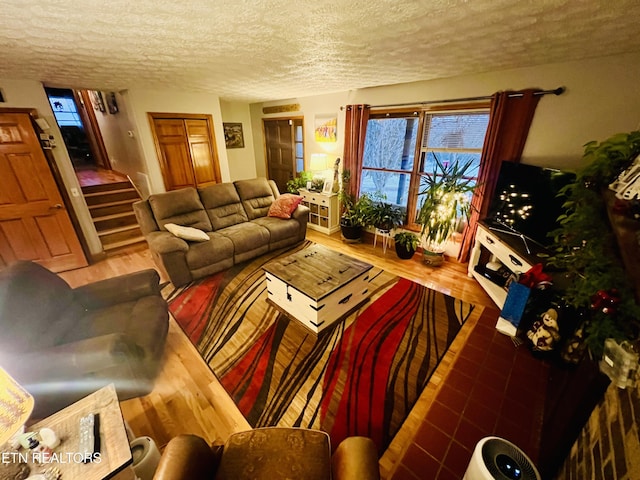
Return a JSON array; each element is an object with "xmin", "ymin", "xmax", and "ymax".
[
  {"xmin": 26, "ymin": 384, "xmax": 134, "ymax": 480},
  {"xmin": 373, "ymin": 228, "xmax": 393, "ymax": 254}
]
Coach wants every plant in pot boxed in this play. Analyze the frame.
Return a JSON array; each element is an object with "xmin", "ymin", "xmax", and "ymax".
[
  {"xmin": 546, "ymin": 130, "xmax": 640, "ymax": 360},
  {"xmin": 286, "ymin": 171, "xmax": 313, "ymax": 194},
  {"xmin": 416, "ymin": 155, "xmax": 476, "ymax": 266},
  {"xmin": 366, "ymin": 193, "xmax": 405, "ymax": 233},
  {"xmin": 393, "ymin": 231, "xmax": 419, "ymax": 260},
  {"xmin": 338, "ymin": 169, "xmax": 373, "ymax": 241}
]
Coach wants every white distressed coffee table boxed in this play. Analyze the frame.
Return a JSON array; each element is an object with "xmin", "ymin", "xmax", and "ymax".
[{"xmin": 263, "ymin": 244, "xmax": 373, "ymax": 333}]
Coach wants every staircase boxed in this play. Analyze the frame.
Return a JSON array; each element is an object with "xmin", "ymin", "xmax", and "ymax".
[{"xmin": 83, "ymin": 180, "xmax": 146, "ymax": 253}]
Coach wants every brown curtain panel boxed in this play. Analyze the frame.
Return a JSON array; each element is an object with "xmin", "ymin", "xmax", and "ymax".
[
  {"xmin": 342, "ymin": 104, "xmax": 370, "ymax": 197},
  {"xmin": 458, "ymin": 89, "xmax": 542, "ymax": 262}
]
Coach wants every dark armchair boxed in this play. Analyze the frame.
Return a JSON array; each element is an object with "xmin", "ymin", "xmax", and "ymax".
[
  {"xmin": 0, "ymin": 261, "xmax": 169, "ymax": 418},
  {"xmin": 153, "ymin": 428, "xmax": 381, "ymax": 480}
]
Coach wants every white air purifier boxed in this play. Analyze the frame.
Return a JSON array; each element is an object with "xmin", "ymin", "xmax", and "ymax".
[{"xmin": 463, "ymin": 437, "xmax": 540, "ymax": 480}]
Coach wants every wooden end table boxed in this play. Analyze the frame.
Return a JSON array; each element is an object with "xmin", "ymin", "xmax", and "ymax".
[{"xmin": 25, "ymin": 384, "xmax": 134, "ymax": 480}]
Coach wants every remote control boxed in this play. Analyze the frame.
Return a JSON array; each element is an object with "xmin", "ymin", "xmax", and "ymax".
[{"xmin": 78, "ymin": 413, "xmax": 100, "ymax": 462}]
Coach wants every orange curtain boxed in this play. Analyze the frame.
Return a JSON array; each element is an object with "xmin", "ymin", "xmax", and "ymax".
[
  {"xmin": 342, "ymin": 104, "xmax": 370, "ymax": 197},
  {"xmin": 458, "ymin": 89, "xmax": 542, "ymax": 262}
]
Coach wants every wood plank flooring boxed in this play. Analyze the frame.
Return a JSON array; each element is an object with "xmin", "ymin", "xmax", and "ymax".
[{"xmin": 57, "ymin": 229, "xmax": 495, "ymax": 478}]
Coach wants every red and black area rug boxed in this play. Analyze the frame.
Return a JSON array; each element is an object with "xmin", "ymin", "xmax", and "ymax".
[{"xmin": 164, "ymin": 241, "xmax": 482, "ymax": 454}]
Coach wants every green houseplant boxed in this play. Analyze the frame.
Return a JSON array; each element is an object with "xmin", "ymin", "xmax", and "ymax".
[
  {"xmin": 286, "ymin": 171, "xmax": 313, "ymax": 194},
  {"xmin": 366, "ymin": 194, "xmax": 405, "ymax": 232},
  {"xmin": 393, "ymin": 231, "xmax": 419, "ymax": 259},
  {"xmin": 338, "ymin": 169, "xmax": 373, "ymax": 241},
  {"xmin": 547, "ymin": 131, "xmax": 640, "ymax": 358},
  {"xmin": 416, "ymin": 155, "xmax": 476, "ymax": 266}
]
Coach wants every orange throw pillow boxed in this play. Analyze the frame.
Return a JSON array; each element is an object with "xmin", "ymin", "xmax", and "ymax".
[{"xmin": 268, "ymin": 194, "xmax": 303, "ymax": 219}]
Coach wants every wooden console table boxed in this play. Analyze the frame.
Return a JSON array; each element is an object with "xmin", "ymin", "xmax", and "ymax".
[{"xmin": 26, "ymin": 384, "xmax": 134, "ymax": 480}]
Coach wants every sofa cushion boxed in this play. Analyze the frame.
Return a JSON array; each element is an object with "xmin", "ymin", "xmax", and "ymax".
[
  {"xmin": 165, "ymin": 223, "xmax": 210, "ymax": 242},
  {"xmin": 185, "ymin": 233, "xmax": 235, "ymax": 270},
  {"xmin": 268, "ymin": 194, "xmax": 303, "ymax": 219},
  {"xmin": 199, "ymin": 183, "xmax": 249, "ymax": 230},
  {"xmin": 0, "ymin": 261, "xmax": 77, "ymax": 352},
  {"xmin": 67, "ymin": 296, "xmax": 168, "ymax": 362},
  {"xmin": 218, "ymin": 223, "xmax": 270, "ymax": 255},
  {"xmin": 216, "ymin": 428, "xmax": 331, "ymax": 480},
  {"xmin": 149, "ymin": 187, "xmax": 212, "ymax": 232},
  {"xmin": 253, "ymin": 217, "xmax": 301, "ymax": 245},
  {"xmin": 234, "ymin": 178, "xmax": 276, "ymax": 220}
]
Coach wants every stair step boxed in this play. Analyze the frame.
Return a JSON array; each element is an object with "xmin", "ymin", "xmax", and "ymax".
[
  {"xmin": 93, "ymin": 211, "xmax": 138, "ymax": 232},
  {"xmin": 89, "ymin": 199, "xmax": 139, "ymax": 218},
  {"xmin": 84, "ymin": 188, "xmax": 139, "ymax": 206},
  {"xmin": 82, "ymin": 181, "xmax": 132, "ymax": 195},
  {"xmin": 103, "ymin": 236, "xmax": 147, "ymax": 253},
  {"xmin": 98, "ymin": 224, "xmax": 143, "ymax": 245}
]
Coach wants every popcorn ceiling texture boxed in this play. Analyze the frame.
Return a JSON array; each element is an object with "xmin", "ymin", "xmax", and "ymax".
[{"xmin": 2, "ymin": 0, "xmax": 640, "ymax": 102}]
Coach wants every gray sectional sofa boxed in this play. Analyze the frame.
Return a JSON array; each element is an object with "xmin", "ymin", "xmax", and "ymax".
[{"xmin": 133, "ymin": 177, "xmax": 309, "ymax": 287}]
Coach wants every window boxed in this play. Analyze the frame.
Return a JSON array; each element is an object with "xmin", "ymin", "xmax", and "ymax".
[
  {"xmin": 360, "ymin": 107, "xmax": 489, "ymax": 229},
  {"xmin": 48, "ymin": 95, "xmax": 83, "ymax": 127}
]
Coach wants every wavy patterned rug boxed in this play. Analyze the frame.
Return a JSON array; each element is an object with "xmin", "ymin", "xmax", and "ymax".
[{"xmin": 164, "ymin": 241, "xmax": 481, "ymax": 453}]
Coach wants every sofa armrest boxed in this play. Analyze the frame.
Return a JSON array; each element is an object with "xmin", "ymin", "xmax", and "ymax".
[
  {"xmin": 146, "ymin": 231, "xmax": 190, "ymax": 254},
  {"xmin": 5, "ymin": 333, "xmax": 137, "ymax": 382},
  {"xmin": 153, "ymin": 435, "xmax": 222, "ymax": 480},
  {"xmin": 332, "ymin": 436, "xmax": 380, "ymax": 480},
  {"xmin": 73, "ymin": 269, "xmax": 162, "ymax": 309},
  {"xmin": 292, "ymin": 204, "xmax": 310, "ymax": 221}
]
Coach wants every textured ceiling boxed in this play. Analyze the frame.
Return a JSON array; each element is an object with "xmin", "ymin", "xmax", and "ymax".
[{"xmin": 2, "ymin": 0, "xmax": 640, "ymax": 103}]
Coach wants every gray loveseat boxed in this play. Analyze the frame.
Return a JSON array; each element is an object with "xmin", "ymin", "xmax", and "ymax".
[{"xmin": 133, "ymin": 177, "xmax": 309, "ymax": 287}]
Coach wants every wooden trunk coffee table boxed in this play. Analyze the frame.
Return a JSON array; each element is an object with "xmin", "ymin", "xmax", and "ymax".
[{"xmin": 263, "ymin": 244, "xmax": 373, "ymax": 333}]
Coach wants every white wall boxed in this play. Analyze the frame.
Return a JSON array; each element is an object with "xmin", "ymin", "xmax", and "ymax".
[
  {"xmin": 254, "ymin": 52, "xmax": 640, "ymax": 173},
  {"xmin": 219, "ymin": 100, "xmax": 257, "ymax": 180},
  {"xmin": 0, "ymin": 78, "xmax": 103, "ymax": 255},
  {"xmin": 125, "ymin": 88, "xmax": 231, "ymax": 194},
  {"xmin": 92, "ymin": 90, "xmax": 148, "ymax": 194}
]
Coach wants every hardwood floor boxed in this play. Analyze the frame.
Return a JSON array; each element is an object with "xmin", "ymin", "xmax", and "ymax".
[{"xmin": 57, "ymin": 229, "xmax": 495, "ymax": 478}]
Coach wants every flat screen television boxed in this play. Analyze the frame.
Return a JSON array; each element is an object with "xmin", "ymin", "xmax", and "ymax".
[{"xmin": 485, "ymin": 161, "xmax": 576, "ymax": 251}]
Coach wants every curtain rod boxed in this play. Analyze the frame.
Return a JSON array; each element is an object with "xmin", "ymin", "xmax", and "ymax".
[{"xmin": 345, "ymin": 86, "xmax": 565, "ymax": 110}]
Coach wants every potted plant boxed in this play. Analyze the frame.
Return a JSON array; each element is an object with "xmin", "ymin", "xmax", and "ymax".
[
  {"xmin": 393, "ymin": 231, "xmax": 419, "ymax": 259},
  {"xmin": 338, "ymin": 169, "xmax": 373, "ymax": 241},
  {"xmin": 366, "ymin": 194, "xmax": 405, "ymax": 233},
  {"xmin": 416, "ymin": 155, "xmax": 476, "ymax": 266},
  {"xmin": 546, "ymin": 131, "xmax": 640, "ymax": 359},
  {"xmin": 286, "ymin": 171, "xmax": 312, "ymax": 194}
]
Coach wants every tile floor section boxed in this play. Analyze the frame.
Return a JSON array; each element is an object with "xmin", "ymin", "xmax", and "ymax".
[{"xmin": 391, "ymin": 308, "xmax": 550, "ymax": 479}]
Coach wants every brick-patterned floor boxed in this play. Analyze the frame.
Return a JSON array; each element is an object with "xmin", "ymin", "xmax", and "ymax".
[{"xmin": 391, "ymin": 309, "xmax": 549, "ymax": 479}]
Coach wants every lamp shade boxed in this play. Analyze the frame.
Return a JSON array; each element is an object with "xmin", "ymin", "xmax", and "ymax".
[
  {"xmin": 0, "ymin": 367, "xmax": 34, "ymax": 445},
  {"xmin": 309, "ymin": 153, "xmax": 329, "ymax": 172}
]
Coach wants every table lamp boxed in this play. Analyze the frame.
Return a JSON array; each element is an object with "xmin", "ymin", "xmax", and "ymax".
[
  {"xmin": 310, "ymin": 153, "xmax": 329, "ymax": 179},
  {"xmin": 0, "ymin": 367, "xmax": 34, "ymax": 445}
]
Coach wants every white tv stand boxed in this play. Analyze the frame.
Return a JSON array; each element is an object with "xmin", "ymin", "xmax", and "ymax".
[{"xmin": 468, "ymin": 223, "xmax": 537, "ymax": 308}]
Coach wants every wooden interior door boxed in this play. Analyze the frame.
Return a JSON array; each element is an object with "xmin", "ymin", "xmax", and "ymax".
[
  {"xmin": 264, "ymin": 118, "xmax": 300, "ymax": 192},
  {"xmin": 0, "ymin": 112, "xmax": 88, "ymax": 271},
  {"xmin": 150, "ymin": 113, "xmax": 221, "ymax": 191}
]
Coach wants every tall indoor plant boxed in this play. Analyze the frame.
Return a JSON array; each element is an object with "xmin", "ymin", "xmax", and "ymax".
[
  {"xmin": 338, "ymin": 169, "xmax": 373, "ymax": 241},
  {"xmin": 547, "ymin": 131, "xmax": 640, "ymax": 359},
  {"xmin": 416, "ymin": 155, "xmax": 476, "ymax": 266}
]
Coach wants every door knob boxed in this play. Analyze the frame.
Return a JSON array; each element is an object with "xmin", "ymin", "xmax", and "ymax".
[{"xmin": 51, "ymin": 204, "xmax": 63, "ymax": 210}]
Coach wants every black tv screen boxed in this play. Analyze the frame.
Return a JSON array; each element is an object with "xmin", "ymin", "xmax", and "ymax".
[{"xmin": 485, "ymin": 162, "xmax": 576, "ymax": 249}]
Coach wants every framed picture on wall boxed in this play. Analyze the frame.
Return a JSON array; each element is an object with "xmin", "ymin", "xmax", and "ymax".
[
  {"xmin": 223, "ymin": 122, "xmax": 245, "ymax": 149},
  {"xmin": 106, "ymin": 92, "xmax": 118, "ymax": 114},
  {"xmin": 90, "ymin": 90, "xmax": 105, "ymax": 112}
]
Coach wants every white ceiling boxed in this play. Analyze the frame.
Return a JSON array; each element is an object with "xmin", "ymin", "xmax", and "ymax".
[{"xmin": 2, "ymin": 0, "xmax": 640, "ymax": 103}]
